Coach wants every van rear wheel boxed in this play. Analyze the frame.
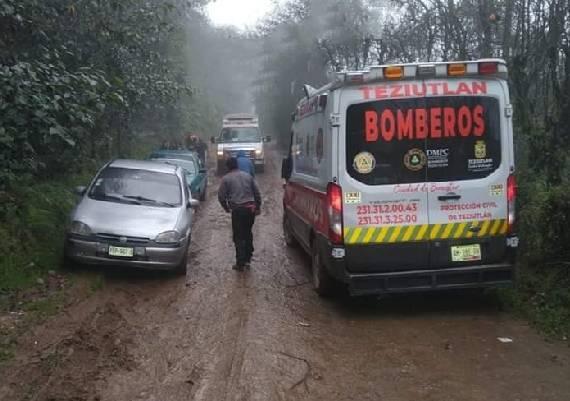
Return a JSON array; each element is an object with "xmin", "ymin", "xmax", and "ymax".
[{"xmin": 311, "ymin": 241, "xmax": 336, "ymax": 297}]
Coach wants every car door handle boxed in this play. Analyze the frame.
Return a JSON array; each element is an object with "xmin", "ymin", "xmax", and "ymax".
[{"xmin": 438, "ymin": 194, "xmax": 461, "ymax": 201}]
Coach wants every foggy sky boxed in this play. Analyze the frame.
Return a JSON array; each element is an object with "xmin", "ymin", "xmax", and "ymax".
[{"xmin": 206, "ymin": 0, "xmax": 276, "ymax": 29}]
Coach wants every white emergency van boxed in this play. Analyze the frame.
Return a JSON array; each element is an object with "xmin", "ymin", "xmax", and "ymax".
[
  {"xmin": 282, "ymin": 59, "xmax": 518, "ymax": 296},
  {"xmin": 211, "ymin": 113, "xmax": 271, "ymax": 175}
]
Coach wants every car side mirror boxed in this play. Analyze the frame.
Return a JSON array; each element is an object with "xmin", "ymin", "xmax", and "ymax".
[
  {"xmin": 210, "ymin": 136, "xmax": 216, "ymax": 144},
  {"xmin": 281, "ymin": 156, "xmax": 292, "ymax": 180},
  {"xmin": 199, "ymin": 168, "xmax": 207, "ymax": 174},
  {"xmin": 187, "ymin": 198, "xmax": 200, "ymax": 209},
  {"xmin": 264, "ymin": 135, "xmax": 272, "ymax": 143},
  {"xmin": 74, "ymin": 186, "xmax": 87, "ymax": 196}
]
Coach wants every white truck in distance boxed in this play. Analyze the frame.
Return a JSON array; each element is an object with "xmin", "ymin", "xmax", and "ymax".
[{"xmin": 211, "ymin": 113, "xmax": 271, "ymax": 175}]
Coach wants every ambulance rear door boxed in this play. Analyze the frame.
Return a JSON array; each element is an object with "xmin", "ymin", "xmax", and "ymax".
[
  {"xmin": 424, "ymin": 78, "xmax": 511, "ymax": 269},
  {"xmin": 339, "ymin": 85, "xmax": 430, "ymax": 273}
]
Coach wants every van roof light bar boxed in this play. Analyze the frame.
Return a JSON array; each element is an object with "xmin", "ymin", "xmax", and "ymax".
[
  {"xmin": 364, "ymin": 66, "xmax": 384, "ymax": 81},
  {"xmin": 302, "ymin": 59, "xmax": 507, "ymax": 101},
  {"xmin": 403, "ymin": 65, "xmax": 417, "ymax": 78},
  {"xmin": 435, "ymin": 64, "xmax": 447, "ymax": 77},
  {"xmin": 448, "ymin": 63, "xmax": 466, "ymax": 76},
  {"xmin": 417, "ymin": 64, "xmax": 436, "ymax": 77},
  {"xmin": 345, "ymin": 72, "xmax": 364, "ymax": 83}
]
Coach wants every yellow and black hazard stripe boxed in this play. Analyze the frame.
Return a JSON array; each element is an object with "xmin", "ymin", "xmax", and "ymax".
[{"xmin": 343, "ymin": 219, "xmax": 508, "ymax": 245}]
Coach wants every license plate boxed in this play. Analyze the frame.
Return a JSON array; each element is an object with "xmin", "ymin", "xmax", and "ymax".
[
  {"xmin": 108, "ymin": 246, "xmax": 134, "ymax": 258},
  {"xmin": 451, "ymin": 244, "xmax": 481, "ymax": 262}
]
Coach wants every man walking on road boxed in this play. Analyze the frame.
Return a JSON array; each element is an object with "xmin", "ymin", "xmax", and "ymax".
[{"xmin": 218, "ymin": 157, "xmax": 262, "ymax": 271}]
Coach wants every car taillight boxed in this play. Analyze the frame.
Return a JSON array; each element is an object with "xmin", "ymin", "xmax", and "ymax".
[
  {"xmin": 507, "ymin": 174, "xmax": 516, "ymax": 233},
  {"xmin": 326, "ymin": 182, "xmax": 343, "ymax": 244}
]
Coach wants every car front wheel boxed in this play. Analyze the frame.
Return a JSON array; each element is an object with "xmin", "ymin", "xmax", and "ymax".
[{"xmin": 175, "ymin": 246, "xmax": 189, "ymax": 276}]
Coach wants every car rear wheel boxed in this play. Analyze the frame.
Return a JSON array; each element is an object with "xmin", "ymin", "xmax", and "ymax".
[{"xmin": 311, "ymin": 240, "xmax": 337, "ymax": 297}]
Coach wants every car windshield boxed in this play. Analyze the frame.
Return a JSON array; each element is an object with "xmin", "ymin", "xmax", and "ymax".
[
  {"xmin": 219, "ymin": 127, "xmax": 260, "ymax": 143},
  {"xmin": 88, "ymin": 167, "xmax": 182, "ymax": 207}
]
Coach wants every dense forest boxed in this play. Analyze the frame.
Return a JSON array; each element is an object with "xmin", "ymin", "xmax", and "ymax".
[{"xmin": 1, "ymin": 0, "xmax": 569, "ymax": 336}]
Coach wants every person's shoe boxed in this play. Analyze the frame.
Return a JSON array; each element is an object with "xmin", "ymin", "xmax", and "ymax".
[
  {"xmin": 244, "ymin": 262, "xmax": 251, "ymax": 269},
  {"xmin": 232, "ymin": 264, "xmax": 244, "ymax": 271}
]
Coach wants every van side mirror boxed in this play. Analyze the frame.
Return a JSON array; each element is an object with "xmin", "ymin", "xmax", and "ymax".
[
  {"xmin": 210, "ymin": 136, "xmax": 216, "ymax": 144},
  {"xmin": 264, "ymin": 135, "xmax": 272, "ymax": 143},
  {"xmin": 74, "ymin": 186, "xmax": 87, "ymax": 196},
  {"xmin": 281, "ymin": 156, "xmax": 292, "ymax": 180}
]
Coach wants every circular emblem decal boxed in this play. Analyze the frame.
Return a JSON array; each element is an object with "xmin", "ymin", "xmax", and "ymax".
[
  {"xmin": 404, "ymin": 148, "xmax": 427, "ymax": 171},
  {"xmin": 353, "ymin": 151, "xmax": 376, "ymax": 174}
]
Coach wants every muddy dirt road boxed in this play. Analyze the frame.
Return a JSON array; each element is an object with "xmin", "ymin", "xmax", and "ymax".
[{"xmin": 1, "ymin": 149, "xmax": 569, "ymax": 401}]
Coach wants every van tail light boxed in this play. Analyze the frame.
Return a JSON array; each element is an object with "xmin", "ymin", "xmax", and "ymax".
[
  {"xmin": 507, "ymin": 174, "xmax": 516, "ymax": 233},
  {"xmin": 326, "ymin": 182, "xmax": 344, "ymax": 244}
]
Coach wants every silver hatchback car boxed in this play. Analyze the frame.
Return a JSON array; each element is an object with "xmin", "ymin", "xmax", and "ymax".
[{"xmin": 64, "ymin": 159, "xmax": 199, "ymax": 274}]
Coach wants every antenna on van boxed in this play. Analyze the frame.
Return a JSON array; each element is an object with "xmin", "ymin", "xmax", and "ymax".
[{"xmin": 303, "ymin": 84, "xmax": 317, "ymax": 99}]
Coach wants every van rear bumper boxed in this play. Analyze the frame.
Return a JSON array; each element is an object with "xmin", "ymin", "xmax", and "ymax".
[
  {"xmin": 314, "ymin": 233, "xmax": 515, "ymax": 296},
  {"xmin": 345, "ymin": 264, "xmax": 513, "ymax": 296}
]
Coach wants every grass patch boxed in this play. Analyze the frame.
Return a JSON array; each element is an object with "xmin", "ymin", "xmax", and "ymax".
[
  {"xmin": 0, "ymin": 174, "xmax": 93, "ymax": 292},
  {"xmin": 23, "ymin": 292, "xmax": 66, "ymax": 321},
  {"xmin": 89, "ymin": 274, "xmax": 105, "ymax": 293},
  {"xmin": 0, "ymin": 330, "xmax": 16, "ymax": 362},
  {"xmin": 500, "ymin": 263, "xmax": 570, "ymax": 340},
  {"xmin": 0, "ymin": 345, "xmax": 15, "ymax": 363}
]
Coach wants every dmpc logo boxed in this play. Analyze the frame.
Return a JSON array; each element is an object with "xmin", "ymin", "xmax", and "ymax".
[{"xmin": 427, "ymin": 148, "xmax": 449, "ymax": 157}]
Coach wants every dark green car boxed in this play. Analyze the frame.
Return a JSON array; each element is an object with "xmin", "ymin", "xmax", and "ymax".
[{"xmin": 151, "ymin": 156, "xmax": 208, "ymax": 201}]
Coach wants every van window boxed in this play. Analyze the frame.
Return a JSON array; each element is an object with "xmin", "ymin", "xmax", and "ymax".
[
  {"xmin": 346, "ymin": 96, "xmax": 501, "ymax": 185},
  {"xmin": 293, "ymin": 129, "xmax": 319, "ymax": 176}
]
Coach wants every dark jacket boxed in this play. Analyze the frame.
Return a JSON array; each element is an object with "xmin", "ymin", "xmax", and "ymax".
[{"xmin": 218, "ymin": 169, "xmax": 261, "ymax": 212}]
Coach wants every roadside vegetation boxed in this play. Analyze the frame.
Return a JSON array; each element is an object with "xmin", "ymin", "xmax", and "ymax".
[{"xmin": 254, "ymin": 0, "xmax": 570, "ymax": 338}]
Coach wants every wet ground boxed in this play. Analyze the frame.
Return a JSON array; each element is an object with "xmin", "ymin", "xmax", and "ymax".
[{"xmin": 1, "ymin": 149, "xmax": 569, "ymax": 401}]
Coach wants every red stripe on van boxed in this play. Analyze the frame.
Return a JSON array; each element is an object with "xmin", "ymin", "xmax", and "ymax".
[{"xmin": 284, "ymin": 181, "xmax": 328, "ymax": 236}]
